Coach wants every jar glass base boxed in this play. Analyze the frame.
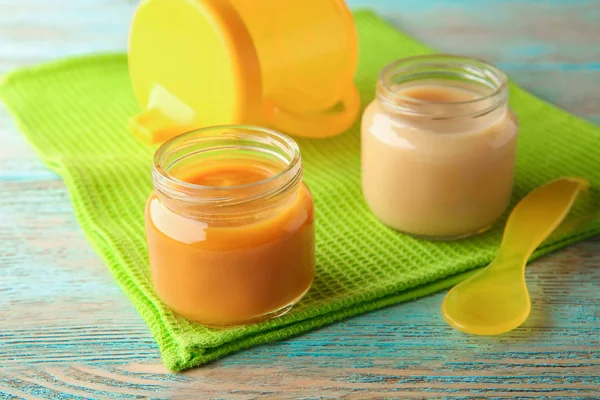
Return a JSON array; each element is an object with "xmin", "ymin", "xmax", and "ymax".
[
  {"xmin": 198, "ymin": 303, "xmax": 295, "ymax": 329},
  {"xmin": 397, "ymin": 224, "xmax": 494, "ymax": 242},
  {"xmin": 170, "ymin": 285, "xmax": 312, "ymax": 328}
]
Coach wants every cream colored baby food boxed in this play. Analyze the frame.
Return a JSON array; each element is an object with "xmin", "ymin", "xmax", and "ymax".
[{"xmin": 362, "ymin": 56, "xmax": 518, "ymax": 239}]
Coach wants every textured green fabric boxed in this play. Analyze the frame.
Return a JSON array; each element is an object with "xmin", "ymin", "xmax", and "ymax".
[{"xmin": 1, "ymin": 11, "xmax": 599, "ymax": 371}]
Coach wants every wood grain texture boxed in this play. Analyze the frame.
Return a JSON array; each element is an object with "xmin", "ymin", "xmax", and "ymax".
[{"xmin": 1, "ymin": 0, "xmax": 599, "ymax": 398}]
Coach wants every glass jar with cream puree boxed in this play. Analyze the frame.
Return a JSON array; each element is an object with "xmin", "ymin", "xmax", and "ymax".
[
  {"xmin": 145, "ymin": 126, "xmax": 315, "ymax": 327},
  {"xmin": 362, "ymin": 55, "xmax": 518, "ymax": 240}
]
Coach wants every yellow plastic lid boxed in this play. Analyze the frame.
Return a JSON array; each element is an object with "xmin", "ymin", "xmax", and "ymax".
[{"xmin": 128, "ymin": 0, "xmax": 262, "ymax": 144}]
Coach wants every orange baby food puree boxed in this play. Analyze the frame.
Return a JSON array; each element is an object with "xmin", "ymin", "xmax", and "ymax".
[{"xmin": 145, "ymin": 160, "xmax": 315, "ymax": 327}]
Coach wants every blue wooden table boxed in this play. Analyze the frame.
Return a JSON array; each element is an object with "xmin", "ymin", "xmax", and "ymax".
[{"xmin": 1, "ymin": 0, "xmax": 599, "ymax": 398}]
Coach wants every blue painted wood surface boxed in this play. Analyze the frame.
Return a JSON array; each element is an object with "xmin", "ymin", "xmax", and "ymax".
[{"xmin": 0, "ymin": 0, "xmax": 599, "ymax": 397}]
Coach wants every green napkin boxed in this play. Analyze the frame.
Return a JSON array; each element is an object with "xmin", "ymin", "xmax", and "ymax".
[{"xmin": 1, "ymin": 11, "xmax": 599, "ymax": 371}]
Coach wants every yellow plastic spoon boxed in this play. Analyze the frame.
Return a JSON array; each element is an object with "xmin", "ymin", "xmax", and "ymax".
[{"xmin": 442, "ymin": 177, "xmax": 589, "ymax": 335}]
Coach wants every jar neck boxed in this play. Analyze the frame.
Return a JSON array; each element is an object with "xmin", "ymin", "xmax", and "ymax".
[
  {"xmin": 376, "ymin": 55, "xmax": 509, "ymax": 128},
  {"xmin": 152, "ymin": 125, "xmax": 302, "ymax": 222}
]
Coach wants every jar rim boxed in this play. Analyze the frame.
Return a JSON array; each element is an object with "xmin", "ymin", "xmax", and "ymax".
[
  {"xmin": 377, "ymin": 54, "xmax": 509, "ymax": 117},
  {"xmin": 153, "ymin": 124, "xmax": 301, "ymax": 192},
  {"xmin": 152, "ymin": 125, "xmax": 303, "ymax": 210}
]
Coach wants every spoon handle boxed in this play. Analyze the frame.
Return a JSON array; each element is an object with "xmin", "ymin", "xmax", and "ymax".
[{"xmin": 499, "ymin": 177, "xmax": 589, "ymax": 259}]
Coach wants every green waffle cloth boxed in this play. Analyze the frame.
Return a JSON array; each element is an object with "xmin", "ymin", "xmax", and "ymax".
[{"xmin": 1, "ymin": 11, "xmax": 599, "ymax": 371}]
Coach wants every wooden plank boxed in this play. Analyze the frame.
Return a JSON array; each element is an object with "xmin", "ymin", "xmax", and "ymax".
[{"xmin": 0, "ymin": 0, "xmax": 599, "ymax": 397}]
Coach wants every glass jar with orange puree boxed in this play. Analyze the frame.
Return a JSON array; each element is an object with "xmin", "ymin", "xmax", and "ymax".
[
  {"xmin": 362, "ymin": 55, "xmax": 519, "ymax": 240},
  {"xmin": 145, "ymin": 126, "xmax": 315, "ymax": 327}
]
